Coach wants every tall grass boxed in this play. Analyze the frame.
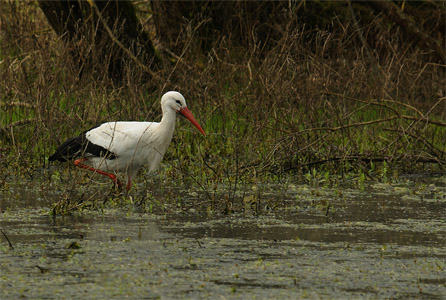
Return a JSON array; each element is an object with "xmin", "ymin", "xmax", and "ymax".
[{"xmin": 1, "ymin": 0, "xmax": 445, "ymax": 191}]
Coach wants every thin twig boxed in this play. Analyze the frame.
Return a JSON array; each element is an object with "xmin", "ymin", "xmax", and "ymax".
[{"xmin": 1, "ymin": 229, "xmax": 14, "ymax": 250}]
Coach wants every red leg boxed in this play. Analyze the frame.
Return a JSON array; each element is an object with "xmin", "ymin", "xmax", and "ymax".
[
  {"xmin": 126, "ymin": 175, "xmax": 132, "ymax": 192},
  {"xmin": 73, "ymin": 158, "xmax": 121, "ymax": 189}
]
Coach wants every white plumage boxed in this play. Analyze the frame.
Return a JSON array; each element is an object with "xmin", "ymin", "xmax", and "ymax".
[{"xmin": 49, "ymin": 91, "xmax": 206, "ymax": 191}]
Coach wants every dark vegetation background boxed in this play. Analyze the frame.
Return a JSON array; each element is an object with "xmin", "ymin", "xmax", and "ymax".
[{"xmin": 1, "ymin": 0, "xmax": 445, "ymax": 188}]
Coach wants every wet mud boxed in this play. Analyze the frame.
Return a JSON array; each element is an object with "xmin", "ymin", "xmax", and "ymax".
[{"xmin": 1, "ymin": 175, "xmax": 445, "ymax": 299}]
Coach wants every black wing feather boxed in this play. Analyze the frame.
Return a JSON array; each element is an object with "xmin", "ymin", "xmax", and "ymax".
[{"xmin": 49, "ymin": 127, "xmax": 117, "ymax": 162}]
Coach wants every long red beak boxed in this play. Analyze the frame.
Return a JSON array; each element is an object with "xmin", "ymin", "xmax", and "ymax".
[{"xmin": 179, "ymin": 107, "xmax": 206, "ymax": 136}]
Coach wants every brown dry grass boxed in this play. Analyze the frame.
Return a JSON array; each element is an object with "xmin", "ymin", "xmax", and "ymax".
[{"xmin": 1, "ymin": 1, "xmax": 445, "ymax": 188}]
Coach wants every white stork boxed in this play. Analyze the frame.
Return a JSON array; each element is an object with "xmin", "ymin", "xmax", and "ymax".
[{"xmin": 49, "ymin": 91, "xmax": 206, "ymax": 191}]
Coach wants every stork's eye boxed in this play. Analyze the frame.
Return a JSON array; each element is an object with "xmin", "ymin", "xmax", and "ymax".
[{"xmin": 175, "ymin": 100, "xmax": 182, "ymax": 106}]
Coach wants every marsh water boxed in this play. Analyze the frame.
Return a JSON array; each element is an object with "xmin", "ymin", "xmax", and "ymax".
[{"xmin": 1, "ymin": 175, "xmax": 445, "ymax": 299}]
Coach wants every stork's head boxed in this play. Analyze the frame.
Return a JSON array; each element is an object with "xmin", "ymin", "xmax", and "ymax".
[
  {"xmin": 161, "ymin": 91, "xmax": 206, "ymax": 136},
  {"xmin": 161, "ymin": 91, "xmax": 187, "ymax": 112}
]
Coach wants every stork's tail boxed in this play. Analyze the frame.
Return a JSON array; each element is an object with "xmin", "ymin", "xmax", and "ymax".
[{"xmin": 49, "ymin": 135, "xmax": 84, "ymax": 162}]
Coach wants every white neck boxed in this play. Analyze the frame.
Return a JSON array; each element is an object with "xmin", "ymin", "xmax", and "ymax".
[{"xmin": 157, "ymin": 107, "xmax": 177, "ymax": 145}]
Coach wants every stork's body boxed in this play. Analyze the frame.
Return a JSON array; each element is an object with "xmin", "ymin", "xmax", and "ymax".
[{"xmin": 49, "ymin": 91, "xmax": 206, "ymax": 191}]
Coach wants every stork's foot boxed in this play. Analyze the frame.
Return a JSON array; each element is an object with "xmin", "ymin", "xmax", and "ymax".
[
  {"xmin": 126, "ymin": 176, "xmax": 132, "ymax": 193},
  {"xmin": 109, "ymin": 174, "xmax": 121, "ymax": 189},
  {"xmin": 111, "ymin": 176, "xmax": 123, "ymax": 195}
]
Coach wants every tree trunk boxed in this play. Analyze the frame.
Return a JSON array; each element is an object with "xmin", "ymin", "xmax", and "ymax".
[
  {"xmin": 38, "ymin": 0, "xmax": 159, "ymax": 81},
  {"xmin": 367, "ymin": 0, "xmax": 445, "ymax": 64}
]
